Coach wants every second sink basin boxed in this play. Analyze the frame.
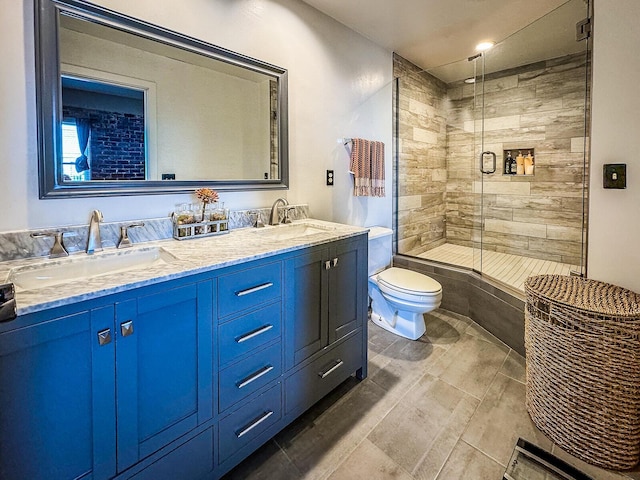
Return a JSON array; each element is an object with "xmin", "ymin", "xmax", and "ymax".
[
  {"xmin": 253, "ymin": 222, "xmax": 336, "ymax": 241},
  {"xmin": 7, "ymin": 247, "xmax": 178, "ymax": 291}
]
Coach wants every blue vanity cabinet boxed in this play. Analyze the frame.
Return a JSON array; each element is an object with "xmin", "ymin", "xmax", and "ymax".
[
  {"xmin": 0, "ymin": 306, "xmax": 117, "ymax": 480},
  {"xmin": 284, "ymin": 234, "xmax": 367, "ymax": 369},
  {"xmin": 0, "ymin": 279, "xmax": 214, "ymax": 480},
  {"xmin": 115, "ymin": 281, "xmax": 213, "ymax": 473},
  {"xmin": 283, "ymin": 234, "xmax": 368, "ymax": 416}
]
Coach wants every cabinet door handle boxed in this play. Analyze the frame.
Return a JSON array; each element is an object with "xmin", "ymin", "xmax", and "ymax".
[
  {"xmin": 236, "ymin": 324, "xmax": 274, "ymax": 343},
  {"xmin": 332, "ymin": 257, "xmax": 339, "ymax": 267},
  {"xmin": 97, "ymin": 328, "xmax": 112, "ymax": 346},
  {"xmin": 324, "ymin": 260, "xmax": 332, "ymax": 270},
  {"xmin": 235, "ymin": 282, "xmax": 273, "ymax": 297},
  {"xmin": 318, "ymin": 359, "xmax": 344, "ymax": 379},
  {"xmin": 236, "ymin": 365, "xmax": 274, "ymax": 389},
  {"xmin": 235, "ymin": 410, "xmax": 274, "ymax": 438},
  {"xmin": 120, "ymin": 320, "xmax": 134, "ymax": 337}
]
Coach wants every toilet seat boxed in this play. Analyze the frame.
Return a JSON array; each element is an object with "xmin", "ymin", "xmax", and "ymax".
[{"xmin": 376, "ymin": 267, "xmax": 442, "ymax": 302}]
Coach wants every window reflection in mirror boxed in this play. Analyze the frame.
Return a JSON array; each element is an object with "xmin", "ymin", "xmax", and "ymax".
[{"xmin": 61, "ymin": 75, "xmax": 147, "ymax": 182}]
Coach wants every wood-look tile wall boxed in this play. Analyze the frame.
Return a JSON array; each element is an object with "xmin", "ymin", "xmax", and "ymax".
[
  {"xmin": 394, "ymin": 53, "xmax": 588, "ymax": 266},
  {"xmin": 394, "ymin": 54, "xmax": 448, "ymax": 255}
]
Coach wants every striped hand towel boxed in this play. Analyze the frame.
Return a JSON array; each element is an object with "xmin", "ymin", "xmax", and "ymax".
[{"xmin": 349, "ymin": 138, "xmax": 385, "ymax": 197}]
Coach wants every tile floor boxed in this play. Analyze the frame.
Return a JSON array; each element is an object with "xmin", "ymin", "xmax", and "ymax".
[
  {"xmin": 416, "ymin": 243, "xmax": 578, "ymax": 293},
  {"xmin": 222, "ymin": 310, "xmax": 640, "ymax": 480}
]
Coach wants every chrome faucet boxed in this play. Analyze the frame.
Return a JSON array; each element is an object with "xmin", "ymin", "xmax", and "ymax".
[
  {"xmin": 86, "ymin": 210, "xmax": 103, "ymax": 254},
  {"xmin": 269, "ymin": 198, "xmax": 289, "ymax": 225}
]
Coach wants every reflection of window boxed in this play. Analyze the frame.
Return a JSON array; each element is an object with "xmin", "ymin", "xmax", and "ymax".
[{"xmin": 61, "ymin": 121, "xmax": 90, "ymax": 182}]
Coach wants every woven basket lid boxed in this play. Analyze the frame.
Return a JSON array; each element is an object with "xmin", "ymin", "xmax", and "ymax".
[{"xmin": 525, "ymin": 275, "xmax": 640, "ymax": 317}]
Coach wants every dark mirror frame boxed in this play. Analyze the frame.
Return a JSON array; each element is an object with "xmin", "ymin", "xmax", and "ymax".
[{"xmin": 35, "ymin": 0, "xmax": 289, "ymax": 198}]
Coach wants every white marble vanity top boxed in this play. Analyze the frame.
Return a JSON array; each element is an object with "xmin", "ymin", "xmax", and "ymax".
[{"xmin": 1, "ymin": 220, "xmax": 368, "ymax": 315}]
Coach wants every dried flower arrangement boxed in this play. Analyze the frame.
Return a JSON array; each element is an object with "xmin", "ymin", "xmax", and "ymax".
[{"xmin": 195, "ymin": 188, "xmax": 219, "ymax": 221}]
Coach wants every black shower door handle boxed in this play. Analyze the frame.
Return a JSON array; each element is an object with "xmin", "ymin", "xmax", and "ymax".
[{"xmin": 479, "ymin": 151, "xmax": 496, "ymax": 174}]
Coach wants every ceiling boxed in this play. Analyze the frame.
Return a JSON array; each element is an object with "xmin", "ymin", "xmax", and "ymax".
[{"xmin": 300, "ymin": 0, "xmax": 588, "ymax": 83}]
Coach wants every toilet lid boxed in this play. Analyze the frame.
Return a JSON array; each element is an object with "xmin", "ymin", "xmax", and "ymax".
[{"xmin": 377, "ymin": 267, "xmax": 442, "ymax": 295}]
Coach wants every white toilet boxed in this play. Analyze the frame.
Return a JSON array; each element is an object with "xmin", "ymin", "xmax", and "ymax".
[{"xmin": 367, "ymin": 226, "xmax": 442, "ymax": 340}]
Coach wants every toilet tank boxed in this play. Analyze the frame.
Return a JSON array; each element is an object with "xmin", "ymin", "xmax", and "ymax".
[{"xmin": 367, "ymin": 226, "xmax": 393, "ymax": 276}]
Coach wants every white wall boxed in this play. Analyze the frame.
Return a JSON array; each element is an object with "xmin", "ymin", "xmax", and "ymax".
[
  {"xmin": 588, "ymin": 0, "xmax": 640, "ymax": 293},
  {"xmin": 0, "ymin": 0, "xmax": 392, "ymax": 231}
]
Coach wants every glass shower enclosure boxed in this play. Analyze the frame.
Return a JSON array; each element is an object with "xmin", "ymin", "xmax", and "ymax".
[{"xmin": 393, "ymin": 0, "xmax": 591, "ymax": 294}]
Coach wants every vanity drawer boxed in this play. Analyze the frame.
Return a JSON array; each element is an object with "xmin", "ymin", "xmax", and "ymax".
[
  {"xmin": 218, "ymin": 262, "xmax": 282, "ymax": 318},
  {"xmin": 218, "ymin": 302, "xmax": 282, "ymax": 367},
  {"xmin": 218, "ymin": 383, "xmax": 282, "ymax": 463},
  {"xmin": 219, "ymin": 342, "xmax": 282, "ymax": 412},
  {"xmin": 285, "ymin": 331, "xmax": 362, "ymax": 415}
]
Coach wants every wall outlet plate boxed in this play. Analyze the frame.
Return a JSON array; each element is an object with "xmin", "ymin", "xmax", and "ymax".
[
  {"xmin": 603, "ymin": 163, "xmax": 626, "ymax": 189},
  {"xmin": 326, "ymin": 169, "xmax": 334, "ymax": 186}
]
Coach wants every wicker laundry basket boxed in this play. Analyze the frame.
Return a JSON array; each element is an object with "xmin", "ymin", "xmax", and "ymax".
[{"xmin": 525, "ymin": 275, "xmax": 640, "ymax": 470}]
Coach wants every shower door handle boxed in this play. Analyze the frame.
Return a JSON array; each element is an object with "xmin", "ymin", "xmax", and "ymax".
[{"xmin": 479, "ymin": 151, "xmax": 496, "ymax": 174}]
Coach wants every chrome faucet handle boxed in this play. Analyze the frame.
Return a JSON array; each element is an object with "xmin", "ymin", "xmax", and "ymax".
[
  {"xmin": 248, "ymin": 211, "xmax": 265, "ymax": 228},
  {"xmin": 282, "ymin": 206, "xmax": 296, "ymax": 224},
  {"xmin": 117, "ymin": 222, "xmax": 145, "ymax": 248},
  {"xmin": 31, "ymin": 231, "xmax": 70, "ymax": 258}
]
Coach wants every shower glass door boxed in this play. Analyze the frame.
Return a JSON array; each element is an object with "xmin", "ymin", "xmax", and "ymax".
[
  {"xmin": 475, "ymin": 0, "xmax": 591, "ymax": 292},
  {"xmin": 393, "ymin": 0, "xmax": 591, "ymax": 295}
]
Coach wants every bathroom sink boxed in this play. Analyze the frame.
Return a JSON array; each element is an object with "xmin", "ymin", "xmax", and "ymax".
[
  {"xmin": 253, "ymin": 222, "xmax": 336, "ymax": 241},
  {"xmin": 7, "ymin": 247, "xmax": 178, "ymax": 291}
]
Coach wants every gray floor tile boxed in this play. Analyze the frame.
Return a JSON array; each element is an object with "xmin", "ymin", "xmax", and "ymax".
[
  {"xmin": 499, "ymin": 350, "xmax": 526, "ymax": 383},
  {"xmin": 276, "ymin": 378, "xmax": 398, "ymax": 480},
  {"xmin": 464, "ymin": 321, "xmax": 510, "ymax": 352},
  {"xmin": 423, "ymin": 309, "xmax": 470, "ymax": 347},
  {"xmin": 428, "ymin": 333, "xmax": 509, "ymax": 399},
  {"xmin": 326, "ymin": 439, "xmax": 414, "ymax": 480},
  {"xmin": 434, "ymin": 440, "xmax": 505, "ymax": 480},
  {"xmin": 221, "ymin": 440, "xmax": 300, "ymax": 480},
  {"xmin": 367, "ymin": 396, "xmax": 447, "ymax": 473},
  {"xmin": 462, "ymin": 373, "xmax": 552, "ymax": 466}
]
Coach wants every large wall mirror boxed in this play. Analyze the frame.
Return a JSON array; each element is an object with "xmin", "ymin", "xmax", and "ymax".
[{"xmin": 35, "ymin": 0, "xmax": 289, "ymax": 198}]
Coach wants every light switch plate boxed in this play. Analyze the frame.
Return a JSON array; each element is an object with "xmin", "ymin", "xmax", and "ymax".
[{"xmin": 603, "ymin": 163, "xmax": 626, "ymax": 189}]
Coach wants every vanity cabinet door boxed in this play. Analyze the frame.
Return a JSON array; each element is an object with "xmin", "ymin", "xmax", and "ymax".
[
  {"xmin": 284, "ymin": 247, "xmax": 329, "ymax": 368},
  {"xmin": 0, "ymin": 307, "xmax": 116, "ymax": 480},
  {"xmin": 115, "ymin": 281, "xmax": 213, "ymax": 473},
  {"xmin": 327, "ymin": 236, "xmax": 367, "ymax": 344},
  {"xmin": 284, "ymin": 235, "xmax": 367, "ymax": 370}
]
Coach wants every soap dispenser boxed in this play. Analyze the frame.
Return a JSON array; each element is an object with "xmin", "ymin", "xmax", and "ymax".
[{"xmin": 504, "ymin": 151, "xmax": 514, "ymax": 175}]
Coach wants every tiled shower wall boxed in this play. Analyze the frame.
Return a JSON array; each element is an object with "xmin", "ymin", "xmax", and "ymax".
[
  {"xmin": 394, "ymin": 52, "xmax": 588, "ymax": 266},
  {"xmin": 394, "ymin": 54, "xmax": 448, "ymax": 254}
]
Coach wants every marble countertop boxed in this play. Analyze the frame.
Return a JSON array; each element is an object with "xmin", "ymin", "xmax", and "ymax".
[{"xmin": 1, "ymin": 220, "xmax": 368, "ymax": 316}]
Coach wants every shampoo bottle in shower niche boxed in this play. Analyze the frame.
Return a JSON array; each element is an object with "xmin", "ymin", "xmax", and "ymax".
[
  {"xmin": 515, "ymin": 151, "xmax": 525, "ymax": 175},
  {"xmin": 525, "ymin": 151, "xmax": 535, "ymax": 175},
  {"xmin": 504, "ymin": 151, "xmax": 514, "ymax": 175}
]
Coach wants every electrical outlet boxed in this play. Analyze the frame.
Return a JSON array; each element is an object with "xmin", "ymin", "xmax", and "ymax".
[{"xmin": 326, "ymin": 170, "xmax": 334, "ymax": 186}]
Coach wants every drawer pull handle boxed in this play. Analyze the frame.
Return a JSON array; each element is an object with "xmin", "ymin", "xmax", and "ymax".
[
  {"xmin": 318, "ymin": 359, "xmax": 344, "ymax": 379},
  {"xmin": 236, "ymin": 324, "xmax": 274, "ymax": 343},
  {"xmin": 236, "ymin": 282, "xmax": 274, "ymax": 297},
  {"xmin": 236, "ymin": 410, "xmax": 274, "ymax": 438},
  {"xmin": 332, "ymin": 257, "xmax": 339, "ymax": 267},
  {"xmin": 236, "ymin": 365, "xmax": 274, "ymax": 389},
  {"xmin": 324, "ymin": 260, "xmax": 331, "ymax": 270}
]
